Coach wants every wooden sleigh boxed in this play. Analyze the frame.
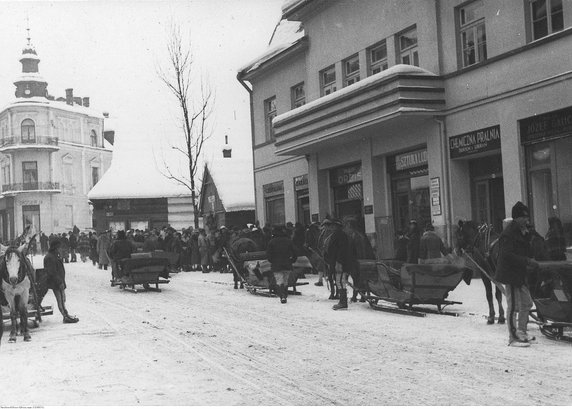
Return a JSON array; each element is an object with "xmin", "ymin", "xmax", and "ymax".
[
  {"xmin": 110, "ymin": 254, "xmax": 170, "ymax": 293},
  {"xmin": 354, "ymin": 259, "xmax": 472, "ymax": 317},
  {"xmin": 224, "ymin": 248, "xmax": 310, "ymax": 297}
]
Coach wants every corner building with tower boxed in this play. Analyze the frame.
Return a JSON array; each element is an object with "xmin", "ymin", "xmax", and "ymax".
[
  {"xmin": 0, "ymin": 40, "xmax": 112, "ymax": 239},
  {"xmin": 237, "ymin": 0, "xmax": 572, "ymax": 258}
]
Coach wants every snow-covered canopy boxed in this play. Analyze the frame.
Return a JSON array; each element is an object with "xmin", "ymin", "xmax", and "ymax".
[
  {"xmin": 281, "ymin": 0, "xmax": 313, "ymax": 18},
  {"xmin": 273, "ymin": 64, "xmax": 438, "ymax": 125},
  {"xmin": 204, "ymin": 155, "xmax": 255, "ymax": 213},
  {"xmin": 88, "ymin": 159, "xmax": 191, "ymax": 200},
  {"xmin": 238, "ymin": 19, "xmax": 304, "ymax": 75}
]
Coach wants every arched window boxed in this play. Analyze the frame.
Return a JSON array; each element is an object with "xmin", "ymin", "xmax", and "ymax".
[
  {"xmin": 21, "ymin": 119, "xmax": 36, "ymax": 143},
  {"xmin": 90, "ymin": 130, "xmax": 98, "ymax": 147}
]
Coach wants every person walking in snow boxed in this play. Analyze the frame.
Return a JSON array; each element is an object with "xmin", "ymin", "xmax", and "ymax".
[
  {"xmin": 44, "ymin": 239, "xmax": 79, "ymax": 324},
  {"xmin": 495, "ymin": 201, "xmax": 539, "ymax": 347},
  {"xmin": 266, "ymin": 225, "xmax": 297, "ymax": 304}
]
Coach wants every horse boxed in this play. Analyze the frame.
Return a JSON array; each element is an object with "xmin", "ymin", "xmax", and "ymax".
[
  {"xmin": 456, "ymin": 220, "xmax": 505, "ymax": 325},
  {"xmin": 0, "ymin": 245, "xmax": 34, "ymax": 345}
]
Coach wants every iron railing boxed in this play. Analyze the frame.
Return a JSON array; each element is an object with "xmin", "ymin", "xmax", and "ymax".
[
  {"xmin": 0, "ymin": 136, "xmax": 59, "ymax": 148},
  {"xmin": 2, "ymin": 181, "xmax": 61, "ymax": 193}
]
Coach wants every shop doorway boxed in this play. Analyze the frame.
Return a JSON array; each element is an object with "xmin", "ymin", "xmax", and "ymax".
[
  {"xmin": 470, "ymin": 155, "xmax": 505, "ymax": 234},
  {"xmin": 392, "ymin": 176, "xmax": 430, "ymax": 234}
]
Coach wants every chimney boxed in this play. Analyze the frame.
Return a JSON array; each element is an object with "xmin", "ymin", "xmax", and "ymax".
[
  {"xmin": 103, "ymin": 112, "xmax": 109, "ymax": 118},
  {"xmin": 82, "ymin": 97, "xmax": 90, "ymax": 107},
  {"xmin": 73, "ymin": 97, "xmax": 82, "ymax": 106},
  {"xmin": 65, "ymin": 88, "xmax": 73, "ymax": 105}
]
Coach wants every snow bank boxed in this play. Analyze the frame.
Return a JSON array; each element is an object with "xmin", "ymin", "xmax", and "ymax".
[{"xmin": 273, "ymin": 64, "xmax": 438, "ymax": 125}]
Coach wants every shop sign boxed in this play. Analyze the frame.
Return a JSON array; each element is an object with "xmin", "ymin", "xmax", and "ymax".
[
  {"xmin": 430, "ymin": 177, "xmax": 442, "ymax": 216},
  {"xmin": 331, "ymin": 164, "xmax": 362, "ymax": 187},
  {"xmin": 312, "ymin": 213, "xmax": 319, "ymax": 223},
  {"xmin": 520, "ymin": 106, "xmax": 572, "ymax": 144},
  {"xmin": 263, "ymin": 181, "xmax": 284, "ymax": 197},
  {"xmin": 364, "ymin": 205, "xmax": 374, "ymax": 215},
  {"xmin": 395, "ymin": 149, "xmax": 428, "ymax": 172},
  {"xmin": 294, "ymin": 174, "xmax": 308, "ymax": 190},
  {"xmin": 449, "ymin": 125, "xmax": 501, "ymax": 159}
]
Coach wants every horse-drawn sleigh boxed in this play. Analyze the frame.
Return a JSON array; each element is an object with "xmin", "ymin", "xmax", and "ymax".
[
  {"xmin": 223, "ymin": 242, "xmax": 310, "ymax": 299},
  {"xmin": 109, "ymin": 252, "xmax": 171, "ymax": 293},
  {"xmin": 1, "ymin": 235, "xmax": 53, "ymax": 346}
]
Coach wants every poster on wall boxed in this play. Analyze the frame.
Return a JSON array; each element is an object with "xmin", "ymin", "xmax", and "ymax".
[{"xmin": 430, "ymin": 177, "xmax": 442, "ymax": 216}]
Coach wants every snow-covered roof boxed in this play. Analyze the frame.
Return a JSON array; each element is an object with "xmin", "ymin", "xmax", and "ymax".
[
  {"xmin": 2, "ymin": 96, "xmax": 105, "ymax": 118},
  {"xmin": 14, "ymin": 73, "xmax": 46, "ymax": 83},
  {"xmin": 273, "ymin": 64, "xmax": 438, "ymax": 125},
  {"xmin": 238, "ymin": 19, "xmax": 304, "ymax": 76},
  {"xmin": 204, "ymin": 155, "xmax": 255, "ymax": 213},
  {"xmin": 88, "ymin": 160, "xmax": 191, "ymax": 201}
]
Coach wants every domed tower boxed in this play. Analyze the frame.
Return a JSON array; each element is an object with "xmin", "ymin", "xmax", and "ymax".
[{"xmin": 13, "ymin": 31, "xmax": 48, "ymax": 99}]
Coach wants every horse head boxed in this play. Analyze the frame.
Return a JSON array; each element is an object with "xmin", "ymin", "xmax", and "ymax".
[
  {"xmin": 1, "ymin": 247, "xmax": 26, "ymax": 287},
  {"xmin": 455, "ymin": 220, "xmax": 480, "ymax": 254}
]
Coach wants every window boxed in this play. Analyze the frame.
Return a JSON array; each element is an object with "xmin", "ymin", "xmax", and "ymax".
[
  {"xmin": 22, "ymin": 205, "xmax": 40, "ymax": 233},
  {"xmin": 398, "ymin": 27, "xmax": 419, "ymax": 66},
  {"xmin": 21, "ymin": 119, "xmax": 36, "ymax": 143},
  {"xmin": 2, "ymin": 164, "xmax": 10, "ymax": 186},
  {"xmin": 92, "ymin": 166, "xmax": 100, "ymax": 188},
  {"xmin": 343, "ymin": 55, "xmax": 360, "ymax": 87},
  {"xmin": 459, "ymin": 1, "xmax": 487, "ymax": 67},
  {"xmin": 320, "ymin": 65, "xmax": 337, "ymax": 96},
  {"xmin": 531, "ymin": 0, "xmax": 564, "ymax": 40},
  {"xmin": 265, "ymin": 196, "xmax": 285, "ymax": 226},
  {"xmin": 63, "ymin": 155, "xmax": 74, "ymax": 194},
  {"xmin": 264, "ymin": 96, "xmax": 277, "ymax": 141},
  {"xmin": 90, "ymin": 130, "xmax": 98, "ymax": 147},
  {"xmin": 64, "ymin": 205, "xmax": 74, "ymax": 229},
  {"xmin": 291, "ymin": 82, "xmax": 305, "ymax": 109},
  {"xmin": 22, "ymin": 161, "xmax": 38, "ymax": 190},
  {"xmin": 368, "ymin": 40, "xmax": 388, "ymax": 75}
]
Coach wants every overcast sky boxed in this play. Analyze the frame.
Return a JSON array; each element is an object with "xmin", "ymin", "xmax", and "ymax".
[{"xmin": 0, "ymin": 0, "xmax": 283, "ymax": 191}]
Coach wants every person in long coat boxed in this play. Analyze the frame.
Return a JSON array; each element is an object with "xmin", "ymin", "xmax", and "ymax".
[
  {"xmin": 44, "ymin": 239, "xmax": 79, "ymax": 323},
  {"xmin": 97, "ymin": 231, "xmax": 111, "ymax": 270},
  {"xmin": 405, "ymin": 220, "xmax": 421, "ymax": 264},
  {"xmin": 190, "ymin": 231, "xmax": 201, "ymax": 271},
  {"xmin": 89, "ymin": 232, "xmax": 98, "ymax": 266},
  {"xmin": 198, "ymin": 229, "xmax": 210, "ymax": 273}
]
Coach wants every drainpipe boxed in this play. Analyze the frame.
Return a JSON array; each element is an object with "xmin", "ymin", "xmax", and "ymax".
[
  {"xmin": 237, "ymin": 74, "xmax": 258, "ymax": 222},
  {"xmin": 435, "ymin": 116, "xmax": 452, "ymax": 246}
]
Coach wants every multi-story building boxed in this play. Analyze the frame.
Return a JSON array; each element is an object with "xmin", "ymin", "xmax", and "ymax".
[
  {"xmin": 0, "ymin": 40, "xmax": 112, "ymax": 239},
  {"xmin": 238, "ymin": 0, "xmax": 572, "ymax": 258}
]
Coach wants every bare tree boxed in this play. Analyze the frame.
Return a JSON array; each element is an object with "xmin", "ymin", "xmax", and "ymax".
[{"xmin": 157, "ymin": 23, "xmax": 213, "ymax": 228}]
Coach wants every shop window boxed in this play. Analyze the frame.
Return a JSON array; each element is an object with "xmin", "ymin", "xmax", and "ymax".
[
  {"xmin": 22, "ymin": 205, "xmax": 40, "ymax": 233},
  {"xmin": 21, "ymin": 119, "xmax": 36, "ymax": 143},
  {"xmin": 264, "ymin": 96, "xmax": 277, "ymax": 141},
  {"xmin": 368, "ymin": 40, "xmax": 388, "ymax": 75},
  {"xmin": 320, "ymin": 65, "xmax": 337, "ymax": 96},
  {"xmin": 459, "ymin": 0, "xmax": 487, "ymax": 67},
  {"xmin": 343, "ymin": 54, "xmax": 360, "ymax": 87},
  {"xmin": 22, "ymin": 161, "xmax": 38, "ymax": 190},
  {"xmin": 398, "ymin": 26, "xmax": 419, "ymax": 67},
  {"xmin": 291, "ymin": 82, "xmax": 305, "ymax": 109},
  {"xmin": 264, "ymin": 181, "xmax": 285, "ymax": 226},
  {"xmin": 530, "ymin": 0, "xmax": 564, "ymax": 41}
]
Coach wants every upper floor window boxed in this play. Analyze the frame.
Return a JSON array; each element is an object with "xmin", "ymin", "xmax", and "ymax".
[
  {"xmin": 90, "ymin": 130, "xmax": 98, "ymax": 147},
  {"xmin": 21, "ymin": 119, "xmax": 36, "ymax": 143},
  {"xmin": 22, "ymin": 161, "xmax": 38, "ymax": 189},
  {"xmin": 92, "ymin": 166, "xmax": 100, "ymax": 188},
  {"xmin": 343, "ymin": 55, "xmax": 360, "ymax": 87},
  {"xmin": 291, "ymin": 83, "xmax": 306, "ymax": 109},
  {"xmin": 531, "ymin": 0, "xmax": 564, "ymax": 40},
  {"xmin": 459, "ymin": 0, "xmax": 487, "ymax": 67},
  {"xmin": 2, "ymin": 164, "xmax": 10, "ymax": 186},
  {"xmin": 368, "ymin": 40, "xmax": 388, "ymax": 75},
  {"xmin": 264, "ymin": 96, "xmax": 277, "ymax": 141},
  {"xmin": 398, "ymin": 26, "xmax": 419, "ymax": 66},
  {"xmin": 320, "ymin": 65, "xmax": 337, "ymax": 96}
]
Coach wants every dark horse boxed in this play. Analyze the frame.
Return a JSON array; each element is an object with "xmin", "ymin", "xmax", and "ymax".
[
  {"xmin": 0, "ymin": 244, "xmax": 34, "ymax": 346},
  {"xmin": 456, "ymin": 220, "xmax": 505, "ymax": 324}
]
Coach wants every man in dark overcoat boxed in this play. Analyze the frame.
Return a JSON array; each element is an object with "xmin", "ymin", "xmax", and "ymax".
[{"xmin": 44, "ymin": 239, "xmax": 79, "ymax": 323}]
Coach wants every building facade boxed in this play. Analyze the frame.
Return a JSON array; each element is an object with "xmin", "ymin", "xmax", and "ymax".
[
  {"xmin": 0, "ymin": 42, "xmax": 112, "ymax": 240},
  {"xmin": 238, "ymin": 0, "xmax": 572, "ymax": 258}
]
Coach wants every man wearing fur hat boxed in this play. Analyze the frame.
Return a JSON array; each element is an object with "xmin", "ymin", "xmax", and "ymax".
[
  {"xmin": 323, "ymin": 218, "xmax": 353, "ymax": 310},
  {"xmin": 496, "ymin": 201, "xmax": 539, "ymax": 347}
]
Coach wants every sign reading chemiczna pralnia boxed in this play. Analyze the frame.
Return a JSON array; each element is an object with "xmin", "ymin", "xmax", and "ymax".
[
  {"xmin": 449, "ymin": 125, "xmax": 501, "ymax": 159},
  {"xmin": 519, "ymin": 106, "xmax": 572, "ymax": 145}
]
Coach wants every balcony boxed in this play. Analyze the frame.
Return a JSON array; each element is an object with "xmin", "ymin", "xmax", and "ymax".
[
  {"xmin": 1, "ymin": 181, "xmax": 61, "ymax": 195},
  {"xmin": 272, "ymin": 65, "xmax": 446, "ymax": 156},
  {"xmin": 0, "ymin": 136, "xmax": 60, "ymax": 153}
]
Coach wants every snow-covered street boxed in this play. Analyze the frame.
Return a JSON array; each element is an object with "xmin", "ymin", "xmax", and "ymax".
[{"xmin": 2, "ymin": 259, "xmax": 571, "ymax": 406}]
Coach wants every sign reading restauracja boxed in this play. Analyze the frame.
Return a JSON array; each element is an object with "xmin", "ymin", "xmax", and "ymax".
[{"xmin": 449, "ymin": 125, "xmax": 501, "ymax": 159}]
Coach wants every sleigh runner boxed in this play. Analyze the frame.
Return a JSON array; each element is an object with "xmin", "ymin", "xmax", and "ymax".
[{"xmin": 109, "ymin": 253, "xmax": 170, "ymax": 293}]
